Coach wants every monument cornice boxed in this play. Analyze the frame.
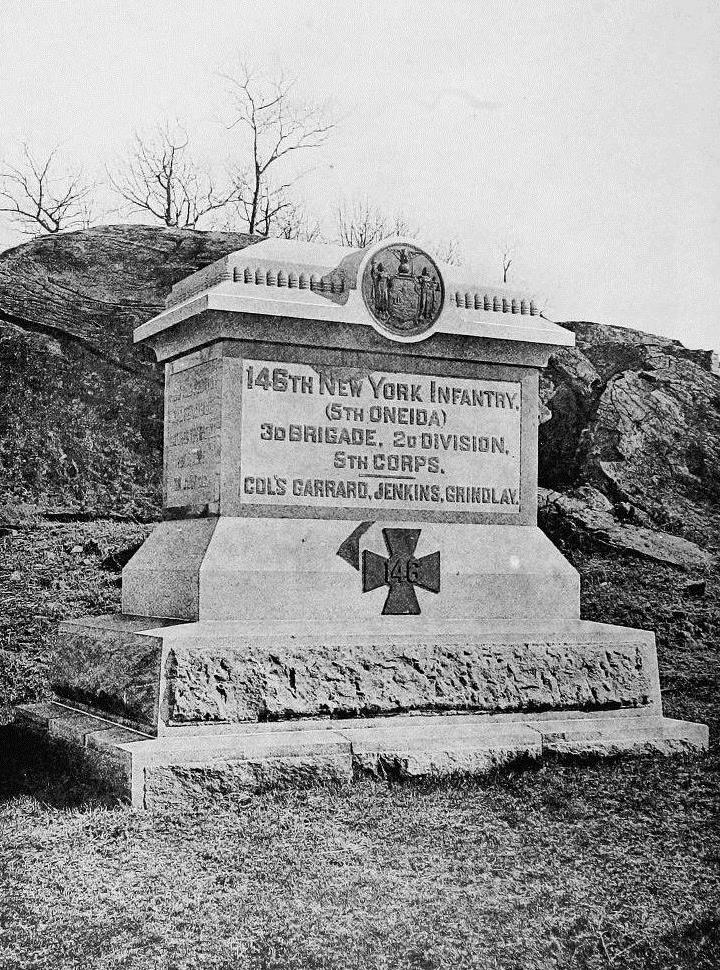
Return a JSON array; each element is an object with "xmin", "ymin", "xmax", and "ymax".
[
  {"xmin": 134, "ymin": 237, "xmax": 575, "ymax": 351},
  {"xmin": 140, "ymin": 308, "xmax": 559, "ymax": 369}
]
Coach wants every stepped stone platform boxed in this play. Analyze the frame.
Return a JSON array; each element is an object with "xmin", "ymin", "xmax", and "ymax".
[{"xmin": 13, "ymin": 701, "xmax": 707, "ymax": 810}]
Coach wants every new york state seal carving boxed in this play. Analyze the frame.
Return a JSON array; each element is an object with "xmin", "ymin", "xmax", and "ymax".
[{"xmin": 361, "ymin": 244, "xmax": 444, "ymax": 339}]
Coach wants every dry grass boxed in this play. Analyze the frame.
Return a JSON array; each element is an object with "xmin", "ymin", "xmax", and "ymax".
[
  {"xmin": 0, "ymin": 757, "xmax": 718, "ymax": 970},
  {"xmin": 0, "ymin": 520, "xmax": 152, "ymax": 716}
]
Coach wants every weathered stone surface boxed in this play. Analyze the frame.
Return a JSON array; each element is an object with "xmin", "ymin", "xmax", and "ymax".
[
  {"xmin": 162, "ymin": 621, "xmax": 658, "ymax": 724},
  {"xmin": 47, "ymin": 711, "xmax": 120, "ymax": 744},
  {"xmin": 539, "ymin": 345, "xmax": 603, "ymax": 482},
  {"xmin": 540, "ymin": 321, "xmax": 720, "ymax": 549},
  {"xmin": 10, "ymin": 702, "xmax": 145, "ymax": 798},
  {"xmin": 12, "ymin": 706, "xmax": 707, "ymax": 810},
  {"xmin": 0, "ymin": 225, "xmax": 257, "ymax": 519},
  {"xmin": 590, "ymin": 523, "xmax": 712, "ymax": 569},
  {"xmin": 534, "ymin": 715, "xmax": 709, "ymax": 757},
  {"xmin": 344, "ymin": 722, "xmax": 541, "ymax": 779},
  {"xmin": 12, "ymin": 700, "xmax": 70, "ymax": 731},
  {"xmin": 37, "ymin": 609, "xmax": 666, "ymax": 740},
  {"xmin": 135, "ymin": 728, "xmax": 353, "ymax": 808},
  {"xmin": 144, "ymin": 755, "xmax": 352, "ymax": 810},
  {"xmin": 52, "ymin": 615, "xmax": 170, "ymax": 728},
  {"xmin": 539, "ymin": 487, "xmax": 713, "ymax": 569}
]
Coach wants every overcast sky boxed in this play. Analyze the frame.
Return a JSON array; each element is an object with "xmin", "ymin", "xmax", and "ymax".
[{"xmin": 1, "ymin": 1, "xmax": 718, "ymax": 350}]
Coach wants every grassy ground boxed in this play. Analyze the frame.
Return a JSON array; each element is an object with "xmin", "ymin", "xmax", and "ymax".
[
  {"xmin": 0, "ymin": 519, "xmax": 153, "ymax": 716},
  {"xmin": 0, "ymin": 521, "xmax": 718, "ymax": 970}
]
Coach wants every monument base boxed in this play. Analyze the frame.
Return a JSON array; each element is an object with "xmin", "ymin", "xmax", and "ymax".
[
  {"xmin": 12, "ymin": 702, "xmax": 708, "ymax": 810},
  {"xmin": 120, "ymin": 520, "xmax": 581, "ymax": 625},
  {"xmin": 30, "ymin": 527, "xmax": 708, "ymax": 807},
  {"xmin": 52, "ymin": 615, "xmax": 665, "ymax": 734},
  {"xmin": 11, "ymin": 610, "xmax": 704, "ymax": 808}
]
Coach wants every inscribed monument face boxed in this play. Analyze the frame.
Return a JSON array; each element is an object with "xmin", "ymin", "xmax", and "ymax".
[
  {"xmin": 240, "ymin": 360, "xmax": 522, "ymax": 514},
  {"xmin": 164, "ymin": 356, "xmax": 221, "ymax": 508}
]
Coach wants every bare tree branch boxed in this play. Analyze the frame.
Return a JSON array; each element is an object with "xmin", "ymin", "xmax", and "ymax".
[
  {"xmin": 429, "ymin": 237, "xmax": 464, "ymax": 266},
  {"xmin": 108, "ymin": 122, "xmax": 240, "ymax": 229},
  {"xmin": 222, "ymin": 63, "xmax": 335, "ymax": 236},
  {"xmin": 0, "ymin": 143, "xmax": 95, "ymax": 236},
  {"xmin": 502, "ymin": 247, "xmax": 513, "ymax": 284},
  {"xmin": 335, "ymin": 198, "xmax": 417, "ymax": 249},
  {"xmin": 272, "ymin": 201, "xmax": 324, "ymax": 242}
]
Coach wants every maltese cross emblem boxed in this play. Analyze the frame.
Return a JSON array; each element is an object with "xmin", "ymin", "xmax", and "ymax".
[{"xmin": 362, "ymin": 528, "xmax": 440, "ymax": 615}]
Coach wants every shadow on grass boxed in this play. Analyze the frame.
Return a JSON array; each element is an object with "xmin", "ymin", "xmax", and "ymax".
[
  {"xmin": 0, "ymin": 724, "xmax": 122, "ymax": 810},
  {"xmin": 652, "ymin": 913, "xmax": 720, "ymax": 970}
]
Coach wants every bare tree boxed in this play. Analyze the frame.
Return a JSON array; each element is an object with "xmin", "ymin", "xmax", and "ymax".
[
  {"xmin": 0, "ymin": 143, "xmax": 94, "ymax": 236},
  {"xmin": 430, "ymin": 237, "xmax": 464, "ymax": 266},
  {"xmin": 502, "ymin": 247, "xmax": 513, "ymax": 284},
  {"xmin": 272, "ymin": 201, "xmax": 324, "ymax": 242},
  {"xmin": 223, "ymin": 64, "xmax": 335, "ymax": 236},
  {"xmin": 109, "ymin": 122, "xmax": 239, "ymax": 229},
  {"xmin": 335, "ymin": 198, "xmax": 417, "ymax": 248},
  {"xmin": 335, "ymin": 200, "xmax": 463, "ymax": 266}
]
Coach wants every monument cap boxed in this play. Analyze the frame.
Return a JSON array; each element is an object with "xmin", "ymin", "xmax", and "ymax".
[{"xmin": 134, "ymin": 237, "xmax": 574, "ymax": 350}]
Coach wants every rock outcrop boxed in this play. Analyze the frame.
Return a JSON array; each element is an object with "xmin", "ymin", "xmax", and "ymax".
[
  {"xmin": 0, "ymin": 225, "xmax": 256, "ymax": 518},
  {"xmin": 540, "ymin": 322, "xmax": 720, "ymax": 554},
  {"xmin": 538, "ymin": 486, "xmax": 712, "ymax": 570}
]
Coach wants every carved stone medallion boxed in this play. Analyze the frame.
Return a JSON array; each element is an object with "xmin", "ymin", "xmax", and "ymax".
[{"xmin": 361, "ymin": 244, "xmax": 444, "ymax": 339}]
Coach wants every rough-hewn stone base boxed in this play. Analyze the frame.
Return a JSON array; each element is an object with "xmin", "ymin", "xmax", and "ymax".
[
  {"xmin": 12, "ymin": 702, "xmax": 709, "ymax": 810},
  {"xmin": 345, "ymin": 721, "xmax": 541, "ymax": 780},
  {"xmin": 53, "ymin": 616, "xmax": 663, "ymax": 731}
]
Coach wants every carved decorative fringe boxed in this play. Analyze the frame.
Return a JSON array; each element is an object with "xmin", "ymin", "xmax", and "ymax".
[
  {"xmin": 235, "ymin": 266, "xmax": 346, "ymax": 294},
  {"xmin": 233, "ymin": 267, "xmax": 538, "ymax": 315}
]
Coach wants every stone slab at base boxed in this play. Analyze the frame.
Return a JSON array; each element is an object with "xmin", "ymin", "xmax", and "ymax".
[
  {"xmin": 12, "ymin": 702, "xmax": 708, "ymax": 810},
  {"xmin": 53, "ymin": 616, "xmax": 663, "ymax": 733}
]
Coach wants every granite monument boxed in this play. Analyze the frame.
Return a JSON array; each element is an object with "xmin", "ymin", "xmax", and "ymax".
[{"xmin": 16, "ymin": 237, "xmax": 708, "ymax": 807}]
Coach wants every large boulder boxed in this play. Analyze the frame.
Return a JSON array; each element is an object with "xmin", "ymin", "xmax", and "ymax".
[
  {"xmin": 540, "ymin": 322, "xmax": 720, "ymax": 548},
  {"xmin": 538, "ymin": 486, "xmax": 712, "ymax": 570}
]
